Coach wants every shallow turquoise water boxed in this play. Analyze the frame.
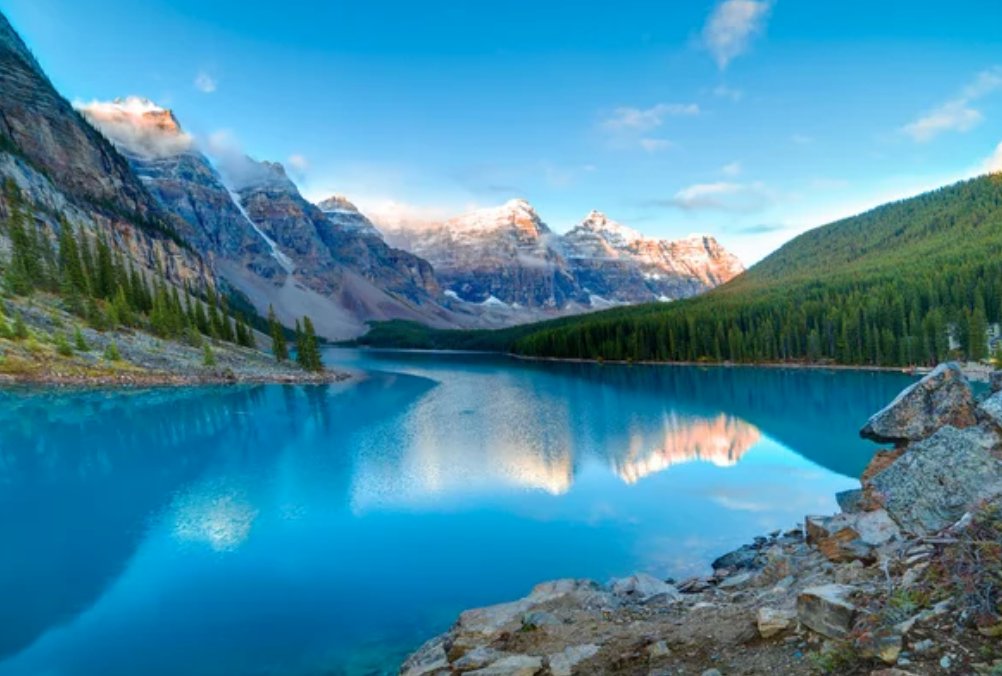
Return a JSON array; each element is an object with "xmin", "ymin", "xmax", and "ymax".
[{"xmin": 0, "ymin": 349, "xmax": 915, "ymax": 675}]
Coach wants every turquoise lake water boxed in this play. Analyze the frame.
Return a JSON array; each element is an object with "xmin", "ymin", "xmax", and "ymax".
[{"xmin": 0, "ymin": 349, "xmax": 916, "ymax": 675}]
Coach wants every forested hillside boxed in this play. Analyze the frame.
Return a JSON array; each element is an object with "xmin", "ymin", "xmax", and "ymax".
[{"xmin": 360, "ymin": 174, "xmax": 1002, "ymax": 367}]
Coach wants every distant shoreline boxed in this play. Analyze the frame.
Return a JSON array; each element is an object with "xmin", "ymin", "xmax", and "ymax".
[{"xmin": 0, "ymin": 368, "xmax": 353, "ymax": 389}]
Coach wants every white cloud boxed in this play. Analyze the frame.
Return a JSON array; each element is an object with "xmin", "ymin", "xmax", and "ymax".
[
  {"xmin": 713, "ymin": 84, "xmax": 744, "ymax": 101},
  {"xmin": 722, "ymin": 161, "xmax": 742, "ymax": 176},
  {"xmin": 983, "ymin": 142, "xmax": 1002, "ymax": 172},
  {"xmin": 702, "ymin": 0, "xmax": 773, "ymax": 70},
  {"xmin": 287, "ymin": 154, "xmax": 309, "ymax": 171},
  {"xmin": 353, "ymin": 198, "xmax": 460, "ymax": 231},
  {"xmin": 602, "ymin": 103, "xmax": 699, "ymax": 132},
  {"xmin": 640, "ymin": 138, "xmax": 673, "ymax": 153},
  {"xmin": 791, "ymin": 133, "xmax": 814, "ymax": 145},
  {"xmin": 903, "ymin": 66, "xmax": 1002, "ymax": 142},
  {"xmin": 194, "ymin": 71, "xmax": 217, "ymax": 94},
  {"xmin": 667, "ymin": 181, "xmax": 773, "ymax": 213}
]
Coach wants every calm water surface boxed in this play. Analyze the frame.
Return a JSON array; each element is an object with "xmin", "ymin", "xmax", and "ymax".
[{"xmin": 0, "ymin": 349, "xmax": 915, "ymax": 675}]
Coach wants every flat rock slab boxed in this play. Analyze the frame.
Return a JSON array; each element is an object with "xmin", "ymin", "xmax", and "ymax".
[
  {"xmin": 868, "ymin": 425, "xmax": 1002, "ymax": 534},
  {"xmin": 797, "ymin": 584, "xmax": 857, "ymax": 639},
  {"xmin": 609, "ymin": 572, "xmax": 680, "ymax": 600},
  {"xmin": 860, "ymin": 362, "xmax": 976, "ymax": 444}
]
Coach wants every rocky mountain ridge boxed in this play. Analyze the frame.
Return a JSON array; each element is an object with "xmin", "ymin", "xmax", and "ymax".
[
  {"xmin": 77, "ymin": 98, "xmax": 461, "ymax": 339},
  {"xmin": 380, "ymin": 200, "xmax": 745, "ymax": 313}
]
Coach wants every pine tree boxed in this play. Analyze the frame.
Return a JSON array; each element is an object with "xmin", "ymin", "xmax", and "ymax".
[
  {"xmin": 203, "ymin": 342, "xmax": 216, "ymax": 367},
  {"xmin": 74, "ymin": 326, "xmax": 88, "ymax": 351},
  {"xmin": 268, "ymin": 305, "xmax": 288, "ymax": 362},
  {"xmin": 296, "ymin": 315, "xmax": 323, "ymax": 372},
  {"xmin": 104, "ymin": 341, "xmax": 121, "ymax": 361}
]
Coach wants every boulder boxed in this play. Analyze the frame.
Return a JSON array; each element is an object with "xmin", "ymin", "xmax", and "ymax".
[
  {"xmin": 547, "ymin": 645, "xmax": 599, "ymax": 676},
  {"xmin": 867, "ymin": 426, "xmax": 1002, "ymax": 534},
  {"xmin": 805, "ymin": 510, "xmax": 899, "ymax": 562},
  {"xmin": 458, "ymin": 579, "xmax": 594, "ymax": 636},
  {"xmin": 609, "ymin": 573, "xmax": 680, "ymax": 601},
  {"xmin": 835, "ymin": 488, "xmax": 864, "ymax": 514},
  {"xmin": 797, "ymin": 584, "xmax": 858, "ymax": 639},
  {"xmin": 860, "ymin": 363, "xmax": 976, "ymax": 444},
  {"xmin": 400, "ymin": 635, "xmax": 450, "ymax": 676},
  {"xmin": 978, "ymin": 390, "xmax": 1002, "ymax": 430},
  {"xmin": 757, "ymin": 607, "xmax": 797, "ymax": 638},
  {"xmin": 465, "ymin": 655, "xmax": 543, "ymax": 676},
  {"xmin": 710, "ymin": 544, "xmax": 761, "ymax": 571}
]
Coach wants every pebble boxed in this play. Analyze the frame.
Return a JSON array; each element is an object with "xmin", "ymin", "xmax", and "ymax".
[{"xmin": 940, "ymin": 655, "xmax": 952, "ymax": 669}]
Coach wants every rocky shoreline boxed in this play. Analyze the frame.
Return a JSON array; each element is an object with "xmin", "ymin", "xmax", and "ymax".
[{"xmin": 402, "ymin": 363, "xmax": 1002, "ymax": 675}]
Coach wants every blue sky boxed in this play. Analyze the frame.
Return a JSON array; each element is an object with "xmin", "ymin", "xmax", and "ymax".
[{"xmin": 2, "ymin": 0, "xmax": 1002, "ymax": 262}]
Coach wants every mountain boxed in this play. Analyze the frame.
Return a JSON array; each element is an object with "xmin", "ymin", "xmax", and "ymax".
[
  {"xmin": 379, "ymin": 200, "xmax": 743, "ymax": 314},
  {"xmin": 77, "ymin": 98, "xmax": 285, "ymax": 282},
  {"xmin": 511, "ymin": 174, "xmax": 1002, "ymax": 365},
  {"xmin": 560, "ymin": 210, "xmax": 743, "ymax": 303},
  {"xmin": 356, "ymin": 174, "xmax": 1002, "ymax": 366},
  {"xmin": 381, "ymin": 199, "xmax": 583, "ymax": 311},
  {"xmin": 317, "ymin": 195, "xmax": 384, "ymax": 239},
  {"xmin": 78, "ymin": 98, "xmax": 461, "ymax": 339},
  {"xmin": 0, "ymin": 14, "xmax": 210, "ymax": 290}
]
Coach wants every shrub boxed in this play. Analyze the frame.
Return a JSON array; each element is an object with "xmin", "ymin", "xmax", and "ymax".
[{"xmin": 104, "ymin": 341, "xmax": 121, "ymax": 361}]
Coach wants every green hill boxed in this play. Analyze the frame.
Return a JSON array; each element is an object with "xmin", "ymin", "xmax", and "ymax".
[{"xmin": 358, "ymin": 173, "xmax": 1002, "ymax": 367}]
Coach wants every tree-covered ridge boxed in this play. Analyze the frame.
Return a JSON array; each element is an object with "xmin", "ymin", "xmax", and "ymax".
[
  {"xmin": 357, "ymin": 174, "xmax": 1002, "ymax": 368},
  {"xmin": 511, "ymin": 174, "xmax": 1002, "ymax": 366},
  {"xmin": 0, "ymin": 178, "xmax": 323, "ymax": 372}
]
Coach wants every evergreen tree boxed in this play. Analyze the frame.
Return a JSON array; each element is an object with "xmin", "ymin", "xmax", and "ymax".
[
  {"xmin": 203, "ymin": 343, "xmax": 216, "ymax": 367},
  {"xmin": 268, "ymin": 305, "xmax": 288, "ymax": 362},
  {"xmin": 73, "ymin": 326, "xmax": 88, "ymax": 351}
]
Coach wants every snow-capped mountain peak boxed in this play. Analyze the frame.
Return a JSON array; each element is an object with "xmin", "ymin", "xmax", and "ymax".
[{"xmin": 76, "ymin": 96, "xmax": 193, "ymax": 158}]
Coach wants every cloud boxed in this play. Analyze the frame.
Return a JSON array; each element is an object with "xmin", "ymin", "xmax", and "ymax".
[
  {"xmin": 640, "ymin": 138, "xmax": 673, "ymax": 153},
  {"xmin": 983, "ymin": 141, "xmax": 1002, "ymax": 172},
  {"xmin": 903, "ymin": 66, "xmax": 1002, "ymax": 142},
  {"xmin": 194, "ymin": 71, "xmax": 217, "ymax": 94},
  {"xmin": 601, "ymin": 103, "xmax": 699, "ymax": 132},
  {"xmin": 722, "ymin": 161, "xmax": 742, "ymax": 176},
  {"xmin": 202, "ymin": 129, "xmax": 290, "ymax": 191},
  {"xmin": 729, "ymin": 222, "xmax": 788, "ymax": 235},
  {"xmin": 352, "ymin": 198, "xmax": 459, "ymax": 231},
  {"xmin": 702, "ymin": 0, "xmax": 773, "ymax": 70},
  {"xmin": 713, "ymin": 84, "xmax": 744, "ymax": 101},
  {"xmin": 791, "ymin": 133, "xmax": 814, "ymax": 145},
  {"xmin": 665, "ymin": 181, "xmax": 773, "ymax": 213},
  {"xmin": 75, "ymin": 96, "xmax": 194, "ymax": 159}
]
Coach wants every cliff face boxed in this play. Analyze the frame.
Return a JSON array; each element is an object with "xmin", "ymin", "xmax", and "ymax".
[
  {"xmin": 78, "ymin": 98, "xmax": 285, "ymax": 283},
  {"xmin": 0, "ymin": 15, "xmax": 211, "ymax": 290},
  {"xmin": 561, "ymin": 211, "xmax": 745, "ymax": 302}
]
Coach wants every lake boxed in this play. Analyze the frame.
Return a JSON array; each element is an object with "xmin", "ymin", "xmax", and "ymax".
[{"xmin": 0, "ymin": 349, "xmax": 915, "ymax": 675}]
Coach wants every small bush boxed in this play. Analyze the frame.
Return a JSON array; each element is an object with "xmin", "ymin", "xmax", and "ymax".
[
  {"xmin": 12, "ymin": 314, "xmax": 28, "ymax": 340},
  {"xmin": 203, "ymin": 343, "xmax": 216, "ymax": 367},
  {"xmin": 73, "ymin": 327, "xmax": 88, "ymax": 351},
  {"xmin": 54, "ymin": 333, "xmax": 72, "ymax": 357},
  {"xmin": 104, "ymin": 341, "xmax": 121, "ymax": 361}
]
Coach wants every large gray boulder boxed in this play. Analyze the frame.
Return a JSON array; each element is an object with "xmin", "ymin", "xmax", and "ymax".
[
  {"xmin": 860, "ymin": 363, "xmax": 976, "ymax": 444},
  {"xmin": 797, "ymin": 584, "xmax": 858, "ymax": 639},
  {"xmin": 867, "ymin": 426, "xmax": 1002, "ymax": 534}
]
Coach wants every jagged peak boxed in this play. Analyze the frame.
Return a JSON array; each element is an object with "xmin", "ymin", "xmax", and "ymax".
[
  {"xmin": 225, "ymin": 157, "xmax": 300, "ymax": 194},
  {"xmin": 575, "ymin": 210, "xmax": 643, "ymax": 244},
  {"xmin": 77, "ymin": 96, "xmax": 192, "ymax": 159},
  {"xmin": 446, "ymin": 198, "xmax": 550, "ymax": 235},
  {"xmin": 317, "ymin": 194, "xmax": 360, "ymax": 213}
]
